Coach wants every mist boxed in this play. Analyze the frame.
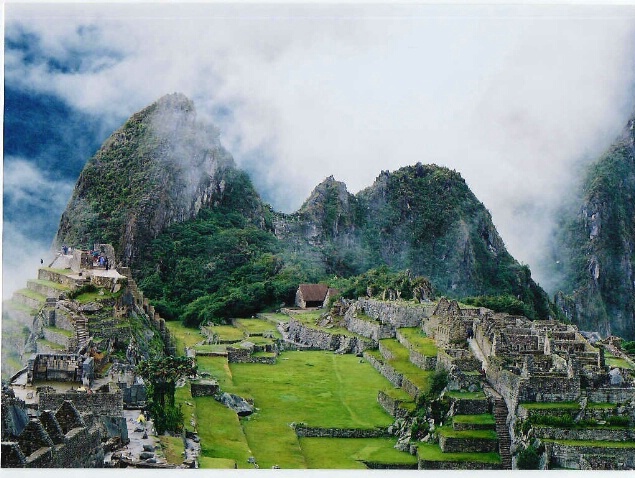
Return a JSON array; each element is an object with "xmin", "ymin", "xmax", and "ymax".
[{"xmin": 4, "ymin": 3, "xmax": 635, "ymax": 297}]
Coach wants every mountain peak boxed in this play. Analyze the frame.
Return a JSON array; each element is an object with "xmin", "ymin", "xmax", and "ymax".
[{"xmin": 54, "ymin": 94, "xmax": 240, "ymax": 266}]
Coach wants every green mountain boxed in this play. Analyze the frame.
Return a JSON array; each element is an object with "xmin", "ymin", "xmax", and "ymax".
[
  {"xmin": 54, "ymin": 93, "xmax": 266, "ymax": 268},
  {"xmin": 552, "ymin": 116, "xmax": 635, "ymax": 339},
  {"xmin": 54, "ymin": 94, "xmax": 553, "ymax": 326}
]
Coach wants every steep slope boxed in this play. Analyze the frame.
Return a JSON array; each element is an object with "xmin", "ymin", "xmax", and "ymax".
[
  {"xmin": 553, "ymin": 118, "xmax": 635, "ymax": 339},
  {"xmin": 54, "ymin": 93, "xmax": 264, "ymax": 268},
  {"xmin": 274, "ymin": 164, "xmax": 551, "ymax": 319},
  {"xmin": 54, "ymin": 94, "xmax": 552, "ymax": 325}
]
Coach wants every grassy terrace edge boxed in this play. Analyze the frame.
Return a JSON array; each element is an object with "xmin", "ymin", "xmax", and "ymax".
[{"xmin": 416, "ymin": 443, "xmax": 501, "ymax": 464}]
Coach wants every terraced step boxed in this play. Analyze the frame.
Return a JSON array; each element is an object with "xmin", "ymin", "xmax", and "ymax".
[
  {"xmin": 437, "ymin": 426, "xmax": 498, "ymax": 453},
  {"xmin": 12, "ymin": 288, "xmax": 46, "ymax": 310},
  {"xmin": 3, "ymin": 300, "xmax": 38, "ymax": 325},
  {"xmin": 452, "ymin": 414, "xmax": 496, "ymax": 431},
  {"xmin": 416, "ymin": 443, "xmax": 501, "ymax": 470},
  {"xmin": 27, "ymin": 279, "xmax": 70, "ymax": 299},
  {"xmin": 375, "ymin": 339, "xmax": 435, "ymax": 397},
  {"xmin": 446, "ymin": 391, "xmax": 489, "ymax": 415}
]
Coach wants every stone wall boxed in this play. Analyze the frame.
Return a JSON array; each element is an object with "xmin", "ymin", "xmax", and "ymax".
[
  {"xmin": 364, "ymin": 352, "xmax": 402, "ymax": 388},
  {"xmin": 293, "ymin": 425, "xmax": 389, "ymax": 438},
  {"xmin": 286, "ymin": 318, "xmax": 373, "ymax": 354},
  {"xmin": 586, "ymin": 387, "xmax": 635, "ymax": 404},
  {"xmin": 437, "ymin": 348, "xmax": 480, "ymax": 372},
  {"xmin": 42, "ymin": 328, "xmax": 73, "ymax": 349},
  {"xmin": 517, "ymin": 374, "xmax": 580, "ymax": 403},
  {"xmin": 450, "ymin": 397, "xmax": 490, "ymax": 415},
  {"xmin": 485, "ymin": 363, "xmax": 525, "ymax": 413},
  {"xmin": 27, "ymin": 281, "xmax": 62, "ymax": 299},
  {"xmin": 190, "ymin": 380, "xmax": 220, "ymax": 397},
  {"xmin": 39, "ymin": 389, "xmax": 123, "ymax": 417},
  {"xmin": 395, "ymin": 329, "xmax": 438, "ymax": 371},
  {"xmin": 38, "ymin": 269, "xmax": 84, "ymax": 290},
  {"xmin": 343, "ymin": 311, "xmax": 394, "ymax": 341},
  {"xmin": 377, "ymin": 390, "xmax": 411, "ymax": 419},
  {"xmin": 226, "ymin": 347, "xmax": 276, "ymax": 365},
  {"xmin": 417, "ymin": 459, "xmax": 501, "ymax": 470},
  {"xmin": 1, "ymin": 400, "xmax": 104, "ymax": 468},
  {"xmin": 533, "ymin": 426, "xmax": 635, "ymax": 441},
  {"xmin": 439, "ymin": 434, "xmax": 498, "ymax": 453},
  {"xmin": 409, "ymin": 350, "xmax": 437, "ymax": 371},
  {"xmin": 118, "ymin": 383, "xmax": 147, "ymax": 408},
  {"xmin": 356, "ymin": 299, "xmax": 432, "ymax": 328},
  {"xmin": 546, "ymin": 442, "xmax": 635, "ymax": 470},
  {"xmin": 402, "ymin": 377, "xmax": 421, "ymax": 400},
  {"xmin": 28, "ymin": 353, "xmax": 82, "ymax": 383}
]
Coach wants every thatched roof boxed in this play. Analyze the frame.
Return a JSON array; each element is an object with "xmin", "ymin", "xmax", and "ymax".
[{"xmin": 298, "ymin": 284, "xmax": 329, "ymax": 302}]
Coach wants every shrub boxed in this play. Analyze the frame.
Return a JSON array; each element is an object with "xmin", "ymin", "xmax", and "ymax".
[
  {"xmin": 607, "ymin": 415, "xmax": 630, "ymax": 427},
  {"xmin": 517, "ymin": 444, "xmax": 541, "ymax": 470},
  {"xmin": 68, "ymin": 283, "xmax": 98, "ymax": 300}
]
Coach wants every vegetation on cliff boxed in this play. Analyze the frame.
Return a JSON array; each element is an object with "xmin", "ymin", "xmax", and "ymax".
[
  {"xmin": 552, "ymin": 118, "xmax": 635, "ymax": 338},
  {"xmin": 56, "ymin": 94, "xmax": 556, "ymax": 328}
]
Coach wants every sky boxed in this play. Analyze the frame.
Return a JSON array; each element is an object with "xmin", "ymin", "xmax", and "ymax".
[{"xmin": 4, "ymin": 2, "xmax": 635, "ymax": 298}]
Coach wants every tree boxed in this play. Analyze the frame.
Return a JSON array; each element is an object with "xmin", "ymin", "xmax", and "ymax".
[
  {"xmin": 137, "ymin": 356, "xmax": 197, "ymax": 434},
  {"xmin": 137, "ymin": 356, "xmax": 197, "ymax": 407}
]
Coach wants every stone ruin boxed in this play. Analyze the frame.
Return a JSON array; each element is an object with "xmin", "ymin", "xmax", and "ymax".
[{"xmin": 1, "ymin": 389, "xmax": 107, "ymax": 468}]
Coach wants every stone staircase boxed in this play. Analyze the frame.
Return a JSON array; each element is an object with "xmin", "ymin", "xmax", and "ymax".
[
  {"xmin": 75, "ymin": 316, "xmax": 90, "ymax": 351},
  {"xmin": 482, "ymin": 384, "xmax": 512, "ymax": 469}
]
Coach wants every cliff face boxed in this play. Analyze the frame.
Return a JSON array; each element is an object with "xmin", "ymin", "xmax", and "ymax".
[
  {"xmin": 54, "ymin": 93, "xmax": 261, "ymax": 267},
  {"xmin": 553, "ymin": 118, "xmax": 635, "ymax": 339}
]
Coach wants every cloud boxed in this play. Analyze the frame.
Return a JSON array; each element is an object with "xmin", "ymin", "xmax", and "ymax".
[
  {"xmin": 5, "ymin": 3, "xmax": 635, "ymax": 291},
  {"xmin": 2, "ymin": 158, "xmax": 76, "ymax": 299},
  {"xmin": 4, "ymin": 158, "xmax": 75, "ymax": 211}
]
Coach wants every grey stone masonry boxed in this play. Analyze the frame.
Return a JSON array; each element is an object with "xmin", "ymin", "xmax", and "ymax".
[{"xmin": 356, "ymin": 298, "xmax": 433, "ymax": 328}]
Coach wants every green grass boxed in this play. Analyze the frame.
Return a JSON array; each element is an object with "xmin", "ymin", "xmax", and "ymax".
[
  {"xmin": 16, "ymin": 288, "xmax": 46, "ymax": 302},
  {"xmin": 453, "ymin": 414, "xmax": 495, "ymax": 426},
  {"xmin": 74, "ymin": 290, "xmax": 114, "ymax": 303},
  {"xmin": 437, "ymin": 426, "xmax": 497, "ymax": 440},
  {"xmin": 159, "ymin": 435, "xmax": 184, "ymax": 464},
  {"xmin": 37, "ymin": 339, "xmax": 66, "ymax": 351},
  {"xmin": 244, "ymin": 336, "xmax": 276, "ymax": 346},
  {"xmin": 519, "ymin": 402, "xmax": 579, "ymax": 410},
  {"xmin": 379, "ymin": 338, "xmax": 435, "ymax": 392},
  {"xmin": 299, "ymin": 437, "xmax": 417, "ymax": 469},
  {"xmin": 4, "ymin": 300, "xmax": 38, "ymax": 315},
  {"xmin": 252, "ymin": 351, "xmax": 276, "ymax": 358},
  {"xmin": 197, "ymin": 457, "xmax": 237, "ymax": 468},
  {"xmin": 31, "ymin": 279, "xmax": 70, "ymax": 291},
  {"xmin": 196, "ymin": 356, "xmax": 238, "ymax": 393},
  {"xmin": 397, "ymin": 328, "xmax": 438, "ymax": 357},
  {"xmin": 165, "ymin": 320, "xmax": 205, "ymax": 354},
  {"xmin": 234, "ymin": 318, "xmax": 282, "ymax": 338},
  {"xmin": 230, "ymin": 351, "xmax": 396, "ymax": 468},
  {"xmin": 381, "ymin": 386, "xmax": 415, "ymax": 403},
  {"xmin": 417, "ymin": 443, "xmax": 501, "ymax": 464},
  {"xmin": 194, "ymin": 397, "xmax": 253, "ymax": 468},
  {"xmin": 587, "ymin": 403, "xmax": 617, "ymax": 409},
  {"xmin": 41, "ymin": 267, "xmax": 72, "ymax": 275},
  {"xmin": 194, "ymin": 344, "xmax": 228, "ymax": 354},
  {"xmin": 204, "ymin": 325, "xmax": 245, "ymax": 342},
  {"xmin": 258, "ymin": 312, "xmax": 290, "ymax": 324},
  {"xmin": 288, "ymin": 311, "xmax": 363, "ymax": 337},
  {"xmin": 44, "ymin": 326, "xmax": 74, "ymax": 337},
  {"xmin": 605, "ymin": 355, "xmax": 635, "ymax": 370},
  {"xmin": 445, "ymin": 391, "xmax": 486, "ymax": 400},
  {"xmin": 543, "ymin": 439, "xmax": 635, "ymax": 448}
]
